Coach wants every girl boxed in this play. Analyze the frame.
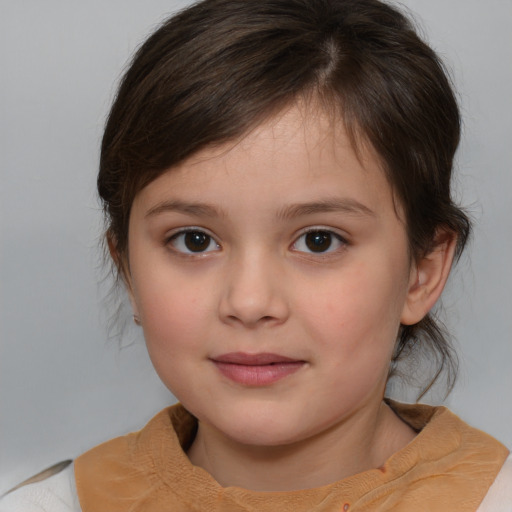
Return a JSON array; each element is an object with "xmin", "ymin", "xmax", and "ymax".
[{"xmin": 2, "ymin": 0, "xmax": 511, "ymax": 510}]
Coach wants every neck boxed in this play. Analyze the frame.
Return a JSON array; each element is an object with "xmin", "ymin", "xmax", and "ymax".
[{"xmin": 187, "ymin": 401, "xmax": 416, "ymax": 491}]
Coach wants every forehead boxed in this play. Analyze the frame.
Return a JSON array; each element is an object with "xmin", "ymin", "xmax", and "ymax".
[
  {"xmin": 132, "ymin": 104, "xmax": 400, "ymax": 222},
  {"xmin": 189, "ymin": 103, "xmax": 376, "ymax": 173}
]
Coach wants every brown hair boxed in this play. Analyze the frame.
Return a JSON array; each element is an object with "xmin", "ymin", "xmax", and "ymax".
[{"xmin": 98, "ymin": 0, "xmax": 471, "ymax": 396}]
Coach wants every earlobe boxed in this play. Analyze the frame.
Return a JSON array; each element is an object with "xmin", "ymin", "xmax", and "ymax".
[
  {"xmin": 107, "ymin": 231, "xmax": 121, "ymax": 271},
  {"xmin": 106, "ymin": 231, "xmax": 140, "ymax": 320},
  {"xmin": 401, "ymin": 231, "xmax": 457, "ymax": 325}
]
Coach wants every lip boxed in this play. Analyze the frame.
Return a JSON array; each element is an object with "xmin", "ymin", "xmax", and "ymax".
[{"xmin": 210, "ymin": 352, "xmax": 305, "ymax": 386}]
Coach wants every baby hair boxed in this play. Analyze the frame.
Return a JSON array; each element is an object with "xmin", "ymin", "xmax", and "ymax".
[{"xmin": 98, "ymin": 0, "xmax": 470, "ymax": 396}]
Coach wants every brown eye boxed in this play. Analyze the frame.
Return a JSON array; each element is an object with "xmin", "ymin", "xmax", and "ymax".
[
  {"xmin": 292, "ymin": 229, "xmax": 346, "ymax": 254},
  {"xmin": 184, "ymin": 231, "xmax": 210, "ymax": 252},
  {"xmin": 305, "ymin": 231, "xmax": 333, "ymax": 252},
  {"xmin": 170, "ymin": 230, "xmax": 219, "ymax": 254}
]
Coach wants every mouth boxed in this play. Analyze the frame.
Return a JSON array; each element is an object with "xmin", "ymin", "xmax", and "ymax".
[{"xmin": 210, "ymin": 352, "xmax": 306, "ymax": 386}]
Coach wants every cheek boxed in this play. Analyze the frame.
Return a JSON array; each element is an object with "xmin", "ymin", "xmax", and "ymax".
[
  {"xmin": 301, "ymin": 261, "xmax": 407, "ymax": 359},
  {"xmin": 138, "ymin": 289, "xmax": 210, "ymax": 398},
  {"xmin": 132, "ymin": 271, "xmax": 213, "ymax": 363}
]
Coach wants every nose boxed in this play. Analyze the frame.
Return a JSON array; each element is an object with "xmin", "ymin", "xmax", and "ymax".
[{"xmin": 218, "ymin": 249, "xmax": 290, "ymax": 328}]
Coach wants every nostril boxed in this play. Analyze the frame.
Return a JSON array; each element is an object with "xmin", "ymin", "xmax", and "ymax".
[
  {"xmin": 224, "ymin": 314, "xmax": 281, "ymax": 327},
  {"xmin": 218, "ymin": 281, "xmax": 290, "ymax": 327}
]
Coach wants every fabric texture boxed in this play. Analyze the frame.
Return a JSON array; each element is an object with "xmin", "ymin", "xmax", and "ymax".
[
  {"xmin": 72, "ymin": 401, "xmax": 510, "ymax": 512},
  {"xmin": 3, "ymin": 456, "xmax": 512, "ymax": 512},
  {"xmin": 477, "ymin": 454, "xmax": 512, "ymax": 512},
  {"xmin": 0, "ymin": 464, "xmax": 80, "ymax": 512}
]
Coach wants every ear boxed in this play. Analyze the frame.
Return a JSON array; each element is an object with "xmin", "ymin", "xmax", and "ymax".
[
  {"xmin": 106, "ymin": 231, "xmax": 140, "ymax": 319},
  {"xmin": 401, "ymin": 230, "xmax": 457, "ymax": 325}
]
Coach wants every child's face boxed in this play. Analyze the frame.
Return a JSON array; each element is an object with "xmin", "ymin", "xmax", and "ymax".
[{"xmin": 126, "ymin": 105, "xmax": 417, "ymax": 447}]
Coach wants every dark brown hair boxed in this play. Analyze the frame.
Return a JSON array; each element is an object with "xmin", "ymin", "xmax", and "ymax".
[{"xmin": 98, "ymin": 0, "xmax": 471, "ymax": 396}]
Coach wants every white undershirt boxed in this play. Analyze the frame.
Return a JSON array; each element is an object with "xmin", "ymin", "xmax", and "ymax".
[{"xmin": 0, "ymin": 464, "xmax": 80, "ymax": 512}]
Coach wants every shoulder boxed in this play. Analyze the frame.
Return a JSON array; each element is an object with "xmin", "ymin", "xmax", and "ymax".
[
  {"xmin": 477, "ymin": 453, "xmax": 512, "ymax": 512},
  {"xmin": 0, "ymin": 461, "xmax": 81, "ymax": 512}
]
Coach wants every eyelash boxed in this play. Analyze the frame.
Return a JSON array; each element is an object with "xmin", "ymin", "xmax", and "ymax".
[
  {"xmin": 166, "ymin": 228, "xmax": 221, "ymax": 255},
  {"xmin": 291, "ymin": 228, "xmax": 348, "ymax": 255},
  {"xmin": 165, "ymin": 227, "xmax": 348, "ymax": 256}
]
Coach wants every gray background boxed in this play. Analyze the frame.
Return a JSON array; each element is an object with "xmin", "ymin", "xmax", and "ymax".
[{"xmin": 1, "ymin": 0, "xmax": 511, "ymax": 493}]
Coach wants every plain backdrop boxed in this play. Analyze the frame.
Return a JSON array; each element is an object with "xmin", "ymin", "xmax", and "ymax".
[{"xmin": 1, "ymin": 0, "xmax": 511, "ymax": 493}]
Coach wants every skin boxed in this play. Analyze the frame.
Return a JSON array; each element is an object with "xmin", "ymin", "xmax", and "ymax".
[{"xmin": 123, "ymin": 104, "xmax": 455, "ymax": 491}]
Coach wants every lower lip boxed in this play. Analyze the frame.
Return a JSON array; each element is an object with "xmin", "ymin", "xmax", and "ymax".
[{"xmin": 213, "ymin": 361, "xmax": 304, "ymax": 386}]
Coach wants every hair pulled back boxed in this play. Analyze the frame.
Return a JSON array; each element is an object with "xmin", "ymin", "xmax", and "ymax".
[{"xmin": 98, "ymin": 0, "xmax": 471, "ymax": 396}]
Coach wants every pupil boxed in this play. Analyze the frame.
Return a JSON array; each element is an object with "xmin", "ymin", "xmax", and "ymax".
[
  {"xmin": 184, "ymin": 232, "xmax": 210, "ymax": 252},
  {"xmin": 305, "ymin": 231, "xmax": 332, "ymax": 252}
]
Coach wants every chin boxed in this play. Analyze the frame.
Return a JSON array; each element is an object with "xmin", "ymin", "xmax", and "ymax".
[{"xmin": 205, "ymin": 404, "xmax": 313, "ymax": 448}]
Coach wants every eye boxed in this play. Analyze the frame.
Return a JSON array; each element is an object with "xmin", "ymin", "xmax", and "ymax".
[
  {"xmin": 292, "ymin": 229, "xmax": 347, "ymax": 254},
  {"xmin": 168, "ymin": 230, "xmax": 220, "ymax": 254}
]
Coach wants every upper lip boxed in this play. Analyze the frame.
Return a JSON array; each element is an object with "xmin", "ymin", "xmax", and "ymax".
[{"xmin": 211, "ymin": 352, "xmax": 302, "ymax": 365}]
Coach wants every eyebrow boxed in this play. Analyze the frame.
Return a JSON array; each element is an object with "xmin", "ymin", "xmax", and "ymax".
[
  {"xmin": 145, "ymin": 197, "xmax": 375, "ymax": 220},
  {"xmin": 277, "ymin": 198, "xmax": 376, "ymax": 220},
  {"xmin": 145, "ymin": 200, "xmax": 225, "ymax": 219}
]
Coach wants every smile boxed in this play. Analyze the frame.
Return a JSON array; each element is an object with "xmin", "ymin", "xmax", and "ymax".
[{"xmin": 210, "ymin": 352, "xmax": 306, "ymax": 386}]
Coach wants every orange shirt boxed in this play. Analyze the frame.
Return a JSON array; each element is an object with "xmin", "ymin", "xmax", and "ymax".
[{"xmin": 75, "ymin": 401, "xmax": 509, "ymax": 512}]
